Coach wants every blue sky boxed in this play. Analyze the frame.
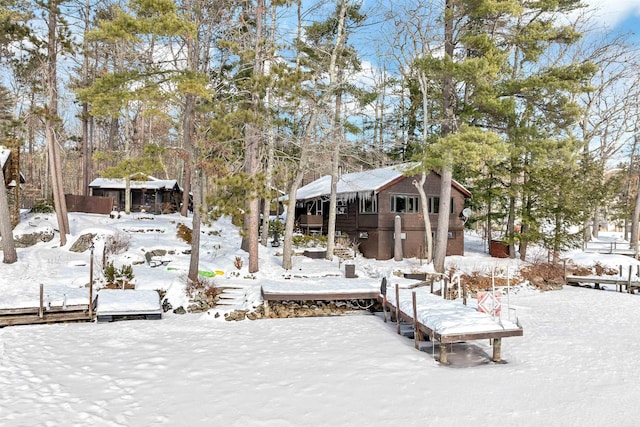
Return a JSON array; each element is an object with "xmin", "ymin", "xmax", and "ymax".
[{"xmin": 583, "ymin": 1, "xmax": 640, "ymax": 35}]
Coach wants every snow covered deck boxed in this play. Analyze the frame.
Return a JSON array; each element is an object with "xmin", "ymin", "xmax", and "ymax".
[
  {"xmin": 261, "ymin": 278, "xmax": 380, "ymax": 301},
  {"xmin": 261, "ymin": 278, "xmax": 380, "ymax": 318},
  {"xmin": 96, "ymin": 289, "xmax": 162, "ymax": 322},
  {"xmin": 382, "ymin": 285, "xmax": 523, "ymax": 364},
  {"xmin": 0, "ymin": 284, "xmax": 93, "ymax": 328}
]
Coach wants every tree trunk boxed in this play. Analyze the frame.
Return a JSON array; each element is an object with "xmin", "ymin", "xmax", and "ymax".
[
  {"xmin": 325, "ymin": 0, "xmax": 348, "ymax": 262},
  {"xmin": 125, "ymin": 176, "xmax": 131, "ymax": 213},
  {"xmin": 434, "ymin": 167, "xmax": 452, "ymax": 273},
  {"xmin": 188, "ymin": 168, "xmax": 202, "ymax": 283},
  {"xmin": 283, "ymin": 170, "xmax": 305, "ymax": 270},
  {"xmin": 243, "ymin": 0, "xmax": 266, "ymax": 274},
  {"xmin": 0, "ymin": 167, "xmax": 17, "ymax": 264},
  {"xmin": 46, "ymin": 0, "xmax": 69, "ymax": 244},
  {"xmin": 630, "ymin": 176, "xmax": 640, "ymax": 255},
  {"xmin": 413, "ymin": 172, "xmax": 433, "ymax": 262},
  {"xmin": 325, "ymin": 93, "xmax": 342, "ymax": 262},
  {"xmin": 434, "ymin": 0, "xmax": 455, "ymax": 274}
]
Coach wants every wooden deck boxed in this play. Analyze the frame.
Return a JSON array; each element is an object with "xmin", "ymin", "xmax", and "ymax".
[
  {"xmin": 261, "ymin": 285, "xmax": 380, "ymax": 318},
  {"xmin": 583, "ymin": 241, "xmax": 637, "ymax": 257},
  {"xmin": 0, "ymin": 304, "xmax": 93, "ymax": 327},
  {"xmin": 380, "ymin": 285, "xmax": 523, "ymax": 365},
  {"xmin": 565, "ymin": 265, "xmax": 640, "ymax": 293}
]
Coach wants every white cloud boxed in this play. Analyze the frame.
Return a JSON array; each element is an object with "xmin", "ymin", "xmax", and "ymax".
[{"xmin": 582, "ymin": 1, "xmax": 640, "ymax": 29}]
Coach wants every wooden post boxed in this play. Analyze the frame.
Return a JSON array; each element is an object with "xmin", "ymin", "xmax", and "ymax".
[
  {"xmin": 383, "ymin": 295, "xmax": 388, "ymax": 323},
  {"xmin": 39, "ymin": 283, "xmax": 44, "ymax": 319},
  {"xmin": 439, "ymin": 342, "xmax": 449, "ymax": 365},
  {"xmin": 395, "ymin": 284, "xmax": 401, "ymax": 334},
  {"xmin": 412, "ymin": 291, "xmax": 420, "ymax": 349},
  {"xmin": 264, "ymin": 300, "xmax": 270, "ymax": 318},
  {"xmin": 430, "ymin": 277, "xmax": 434, "ymax": 294},
  {"xmin": 492, "ymin": 338, "xmax": 502, "ymax": 363},
  {"xmin": 627, "ymin": 265, "xmax": 632, "ymax": 294},
  {"xmin": 442, "ymin": 276, "xmax": 448, "ymax": 299},
  {"xmin": 463, "ymin": 283, "xmax": 467, "ymax": 306},
  {"xmin": 89, "ymin": 244, "xmax": 94, "ymax": 318}
]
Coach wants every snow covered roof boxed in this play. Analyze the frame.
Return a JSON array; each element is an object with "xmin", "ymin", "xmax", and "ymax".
[
  {"xmin": 1, "ymin": 146, "xmax": 10, "ymax": 169},
  {"xmin": 296, "ymin": 163, "xmax": 471, "ymax": 201},
  {"xmin": 89, "ymin": 176, "xmax": 182, "ymax": 191}
]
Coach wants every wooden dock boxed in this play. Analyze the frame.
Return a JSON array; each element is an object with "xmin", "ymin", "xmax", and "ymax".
[
  {"xmin": 0, "ymin": 283, "xmax": 94, "ymax": 328},
  {"xmin": 565, "ymin": 265, "xmax": 640, "ymax": 293},
  {"xmin": 381, "ymin": 285, "xmax": 523, "ymax": 365}
]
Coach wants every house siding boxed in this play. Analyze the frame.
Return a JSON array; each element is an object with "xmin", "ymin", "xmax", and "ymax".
[{"xmin": 295, "ymin": 168, "xmax": 470, "ymax": 260}]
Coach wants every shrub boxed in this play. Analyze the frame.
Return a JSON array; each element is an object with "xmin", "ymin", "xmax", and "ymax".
[
  {"xmin": 292, "ymin": 234, "xmax": 327, "ymax": 248},
  {"xmin": 185, "ymin": 276, "xmax": 217, "ymax": 298},
  {"xmin": 234, "ymin": 256, "xmax": 243, "ymax": 270},
  {"xmin": 176, "ymin": 223, "xmax": 192, "ymax": 244},
  {"xmin": 32, "ymin": 199, "xmax": 54, "ymax": 213},
  {"xmin": 104, "ymin": 262, "xmax": 134, "ymax": 288},
  {"xmin": 105, "ymin": 232, "xmax": 131, "ymax": 256}
]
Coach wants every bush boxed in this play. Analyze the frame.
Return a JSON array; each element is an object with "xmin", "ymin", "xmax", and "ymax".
[
  {"xmin": 105, "ymin": 232, "xmax": 131, "ymax": 257},
  {"xmin": 32, "ymin": 199, "xmax": 54, "ymax": 213},
  {"xmin": 104, "ymin": 262, "xmax": 134, "ymax": 288},
  {"xmin": 177, "ymin": 223, "xmax": 192, "ymax": 244},
  {"xmin": 292, "ymin": 234, "xmax": 327, "ymax": 248}
]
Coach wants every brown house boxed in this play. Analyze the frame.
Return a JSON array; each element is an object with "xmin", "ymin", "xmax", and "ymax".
[
  {"xmin": 89, "ymin": 176, "xmax": 183, "ymax": 214},
  {"xmin": 1, "ymin": 146, "xmax": 24, "ymax": 228},
  {"xmin": 295, "ymin": 164, "xmax": 471, "ymax": 260}
]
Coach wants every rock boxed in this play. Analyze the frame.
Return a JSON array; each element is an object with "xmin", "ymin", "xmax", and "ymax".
[
  {"xmin": 69, "ymin": 233, "xmax": 97, "ymax": 253},
  {"xmin": 173, "ymin": 306, "xmax": 186, "ymax": 315},
  {"xmin": 11, "ymin": 228, "xmax": 55, "ymax": 248}
]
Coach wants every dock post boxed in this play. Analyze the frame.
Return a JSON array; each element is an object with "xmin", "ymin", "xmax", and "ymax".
[
  {"xmin": 39, "ymin": 284, "xmax": 44, "ymax": 319},
  {"xmin": 492, "ymin": 338, "xmax": 502, "ymax": 363},
  {"xmin": 264, "ymin": 301, "xmax": 270, "ymax": 318},
  {"xmin": 439, "ymin": 342, "xmax": 449, "ymax": 365},
  {"xmin": 89, "ymin": 244, "xmax": 94, "ymax": 318},
  {"xmin": 412, "ymin": 291, "xmax": 420, "ymax": 349},
  {"xmin": 628, "ymin": 265, "xmax": 633, "ymax": 294},
  {"xmin": 395, "ymin": 284, "xmax": 400, "ymax": 334},
  {"xmin": 383, "ymin": 295, "xmax": 388, "ymax": 323}
]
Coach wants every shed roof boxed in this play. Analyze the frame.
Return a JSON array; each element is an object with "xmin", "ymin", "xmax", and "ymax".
[
  {"xmin": 0, "ymin": 146, "xmax": 10, "ymax": 169},
  {"xmin": 296, "ymin": 163, "xmax": 471, "ymax": 201},
  {"xmin": 89, "ymin": 176, "xmax": 182, "ymax": 191}
]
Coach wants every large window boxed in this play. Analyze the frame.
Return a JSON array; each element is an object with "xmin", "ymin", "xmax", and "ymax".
[
  {"xmin": 359, "ymin": 195, "xmax": 377, "ymax": 213},
  {"xmin": 428, "ymin": 197, "xmax": 454, "ymax": 214},
  {"xmin": 391, "ymin": 195, "xmax": 419, "ymax": 213}
]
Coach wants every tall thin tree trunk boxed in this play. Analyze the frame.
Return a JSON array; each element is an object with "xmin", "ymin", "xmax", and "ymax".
[
  {"xmin": 242, "ymin": 0, "xmax": 265, "ymax": 273},
  {"xmin": 434, "ymin": 0, "xmax": 455, "ymax": 274},
  {"xmin": 325, "ymin": 0, "xmax": 348, "ymax": 262},
  {"xmin": 46, "ymin": 0, "xmax": 69, "ymax": 244},
  {"xmin": 0, "ymin": 167, "xmax": 17, "ymax": 263}
]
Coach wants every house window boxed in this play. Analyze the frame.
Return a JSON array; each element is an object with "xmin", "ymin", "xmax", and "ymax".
[
  {"xmin": 305, "ymin": 199, "xmax": 323, "ymax": 215},
  {"xmin": 359, "ymin": 195, "xmax": 377, "ymax": 213},
  {"xmin": 428, "ymin": 197, "xmax": 454, "ymax": 214},
  {"xmin": 391, "ymin": 195, "xmax": 419, "ymax": 213}
]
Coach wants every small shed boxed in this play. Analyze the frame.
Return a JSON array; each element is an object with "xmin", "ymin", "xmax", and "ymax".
[{"xmin": 89, "ymin": 176, "xmax": 183, "ymax": 214}]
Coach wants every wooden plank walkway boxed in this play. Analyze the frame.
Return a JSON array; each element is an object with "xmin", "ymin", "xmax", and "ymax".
[
  {"xmin": 565, "ymin": 265, "xmax": 640, "ymax": 293},
  {"xmin": 583, "ymin": 241, "xmax": 637, "ymax": 257},
  {"xmin": 0, "ymin": 304, "xmax": 93, "ymax": 327},
  {"xmin": 0, "ymin": 284, "xmax": 95, "ymax": 328},
  {"xmin": 380, "ymin": 285, "xmax": 523, "ymax": 365}
]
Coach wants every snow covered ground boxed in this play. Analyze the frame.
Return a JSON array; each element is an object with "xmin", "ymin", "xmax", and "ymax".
[{"xmin": 2, "ymin": 212, "xmax": 640, "ymax": 425}]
